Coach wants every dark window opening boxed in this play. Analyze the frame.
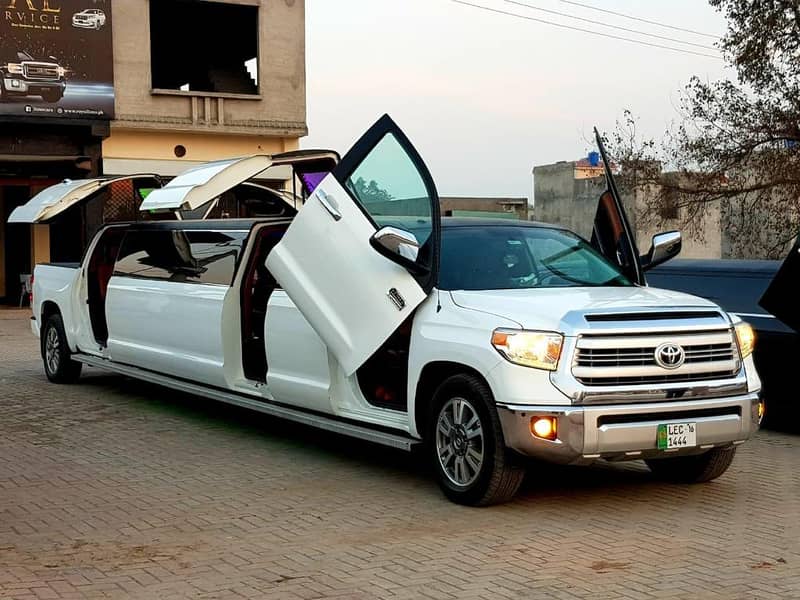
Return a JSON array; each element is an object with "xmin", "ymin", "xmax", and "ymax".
[{"xmin": 150, "ymin": 0, "xmax": 259, "ymax": 95}]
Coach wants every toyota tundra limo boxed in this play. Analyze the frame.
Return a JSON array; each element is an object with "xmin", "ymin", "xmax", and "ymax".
[{"xmin": 10, "ymin": 116, "xmax": 763, "ymax": 505}]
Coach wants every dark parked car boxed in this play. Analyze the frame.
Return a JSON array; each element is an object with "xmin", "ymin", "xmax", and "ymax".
[{"xmin": 649, "ymin": 257, "xmax": 799, "ymax": 429}]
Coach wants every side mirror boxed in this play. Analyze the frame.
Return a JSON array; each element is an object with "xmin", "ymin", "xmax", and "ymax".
[
  {"xmin": 641, "ymin": 231, "xmax": 682, "ymax": 271},
  {"xmin": 370, "ymin": 226, "xmax": 426, "ymax": 273}
]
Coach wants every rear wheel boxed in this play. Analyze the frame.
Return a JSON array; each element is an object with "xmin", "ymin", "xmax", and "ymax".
[
  {"xmin": 645, "ymin": 446, "xmax": 737, "ymax": 483},
  {"xmin": 428, "ymin": 374, "xmax": 525, "ymax": 506},
  {"xmin": 41, "ymin": 314, "xmax": 82, "ymax": 383}
]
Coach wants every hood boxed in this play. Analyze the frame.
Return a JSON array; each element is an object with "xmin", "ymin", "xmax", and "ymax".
[{"xmin": 450, "ymin": 286, "xmax": 721, "ymax": 333}]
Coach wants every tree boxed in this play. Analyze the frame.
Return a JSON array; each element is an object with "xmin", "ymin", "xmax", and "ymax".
[
  {"xmin": 351, "ymin": 176, "xmax": 394, "ymax": 204},
  {"xmin": 607, "ymin": 0, "xmax": 800, "ymax": 259}
]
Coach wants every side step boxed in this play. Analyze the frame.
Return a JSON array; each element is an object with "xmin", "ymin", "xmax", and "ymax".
[{"xmin": 75, "ymin": 355, "xmax": 420, "ymax": 452}]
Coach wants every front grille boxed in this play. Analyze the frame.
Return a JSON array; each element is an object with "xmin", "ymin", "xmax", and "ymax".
[
  {"xmin": 573, "ymin": 329, "xmax": 740, "ymax": 386},
  {"xmin": 23, "ymin": 64, "xmax": 59, "ymax": 81}
]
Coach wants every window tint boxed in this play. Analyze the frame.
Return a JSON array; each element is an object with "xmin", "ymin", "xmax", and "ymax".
[
  {"xmin": 115, "ymin": 229, "xmax": 247, "ymax": 285},
  {"xmin": 439, "ymin": 226, "xmax": 631, "ymax": 291},
  {"xmin": 344, "ymin": 133, "xmax": 432, "ymax": 245}
]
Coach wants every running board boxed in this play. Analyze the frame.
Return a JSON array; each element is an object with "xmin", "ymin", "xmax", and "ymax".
[{"xmin": 75, "ymin": 355, "xmax": 420, "ymax": 452}]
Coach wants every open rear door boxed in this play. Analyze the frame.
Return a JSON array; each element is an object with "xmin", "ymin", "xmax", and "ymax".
[
  {"xmin": 759, "ymin": 238, "xmax": 800, "ymax": 332},
  {"xmin": 266, "ymin": 114, "xmax": 441, "ymax": 375},
  {"xmin": 7, "ymin": 175, "xmax": 161, "ymax": 223},
  {"xmin": 138, "ymin": 151, "xmax": 339, "ymax": 213},
  {"xmin": 590, "ymin": 128, "xmax": 645, "ymax": 285}
]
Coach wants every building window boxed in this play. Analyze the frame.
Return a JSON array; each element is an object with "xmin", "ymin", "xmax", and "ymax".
[{"xmin": 150, "ymin": 0, "xmax": 259, "ymax": 95}]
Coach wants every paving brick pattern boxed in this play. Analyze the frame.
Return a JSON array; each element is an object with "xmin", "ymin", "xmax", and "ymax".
[{"xmin": 0, "ymin": 309, "xmax": 799, "ymax": 599}]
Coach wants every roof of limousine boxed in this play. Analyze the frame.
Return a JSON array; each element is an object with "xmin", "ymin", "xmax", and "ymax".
[{"xmin": 112, "ymin": 216, "xmax": 567, "ymax": 231}]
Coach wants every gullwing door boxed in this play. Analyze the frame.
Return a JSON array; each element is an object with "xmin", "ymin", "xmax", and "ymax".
[
  {"xmin": 590, "ymin": 128, "xmax": 645, "ymax": 285},
  {"xmin": 266, "ymin": 114, "xmax": 441, "ymax": 375}
]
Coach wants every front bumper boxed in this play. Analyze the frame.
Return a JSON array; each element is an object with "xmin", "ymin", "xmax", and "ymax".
[
  {"xmin": 2, "ymin": 77, "xmax": 64, "ymax": 95},
  {"xmin": 72, "ymin": 19, "xmax": 99, "ymax": 28},
  {"xmin": 497, "ymin": 393, "xmax": 761, "ymax": 464}
]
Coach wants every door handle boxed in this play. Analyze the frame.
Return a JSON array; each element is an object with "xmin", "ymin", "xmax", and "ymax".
[{"xmin": 316, "ymin": 189, "xmax": 342, "ymax": 221}]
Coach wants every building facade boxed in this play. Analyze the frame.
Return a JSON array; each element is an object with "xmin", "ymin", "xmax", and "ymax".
[
  {"xmin": 0, "ymin": 0, "xmax": 306, "ymax": 303},
  {"xmin": 533, "ymin": 159, "xmax": 722, "ymax": 259}
]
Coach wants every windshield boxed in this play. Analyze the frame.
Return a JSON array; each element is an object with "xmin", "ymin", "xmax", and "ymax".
[{"xmin": 438, "ymin": 225, "xmax": 631, "ymax": 290}]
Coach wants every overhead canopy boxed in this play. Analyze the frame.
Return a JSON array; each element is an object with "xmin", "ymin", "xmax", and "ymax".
[
  {"xmin": 138, "ymin": 150, "xmax": 339, "ymax": 212},
  {"xmin": 7, "ymin": 175, "xmax": 161, "ymax": 224}
]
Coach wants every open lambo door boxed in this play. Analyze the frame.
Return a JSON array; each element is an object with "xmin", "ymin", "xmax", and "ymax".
[
  {"xmin": 267, "ymin": 114, "xmax": 441, "ymax": 375},
  {"xmin": 7, "ymin": 175, "xmax": 162, "ymax": 223},
  {"xmin": 590, "ymin": 128, "xmax": 645, "ymax": 285},
  {"xmin": 759, "ymin": 237, "xmax": 800, "ymax": 332}
]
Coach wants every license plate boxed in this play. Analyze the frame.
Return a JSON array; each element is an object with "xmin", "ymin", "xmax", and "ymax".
[{"xmin": 657, "ymin": 422, "xmax": 696, "ymax": 450}]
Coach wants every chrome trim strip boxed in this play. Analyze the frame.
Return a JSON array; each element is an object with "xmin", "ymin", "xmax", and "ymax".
[
  {"xmin": 732, "ymin": 312, "xmax": 776, "ymax": 319},
  {"xmin": 575, "ymin": 331, "xmax": 733, "ymax": 349},
  {"xmin": 75, "ymin": 355, "xmax": 419, "ymax": 451},
  {"xmin": 572, "ymin": 359, "xmax": 739, "ymax": 379}
]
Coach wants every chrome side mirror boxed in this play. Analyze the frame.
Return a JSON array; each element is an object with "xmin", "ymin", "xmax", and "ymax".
[
  {"xmin": 641, "ymin": 231, "xmax": 682, "ymax": 271},
  {"xmin": 370, "ymin": 226, "xmax": 424, "ymax": 272}
]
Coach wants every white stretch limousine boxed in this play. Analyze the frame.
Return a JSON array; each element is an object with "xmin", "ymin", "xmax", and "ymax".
[{"xmin": 10, "ymin": 116, "xmax": 763, "ymax": 505}]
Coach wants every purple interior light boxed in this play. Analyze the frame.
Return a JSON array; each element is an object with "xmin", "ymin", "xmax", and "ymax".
[{"xmin": 300, "ymin": 171, "xmax": 329, "ymax": 194}]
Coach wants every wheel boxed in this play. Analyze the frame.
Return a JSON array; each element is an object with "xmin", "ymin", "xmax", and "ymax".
[
  {"xmin": 645, "ymin": 446, "xmax": 737, "ymax": 483},
  {"xmin": 41, "ymin": 313, "xmax": 82, "ymax": 383},
  {"xmin": 428, "ymin": 373, "xmax": 525, "ymax": 506},
  {"xmin": 41, "ymin": 89, "xmax": 63, "ymax": 103}
]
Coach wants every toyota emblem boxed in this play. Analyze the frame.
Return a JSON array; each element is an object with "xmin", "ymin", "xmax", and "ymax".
[{"xmin": 654, "ymin": 343, "xmax": 685, "ymax": 369}]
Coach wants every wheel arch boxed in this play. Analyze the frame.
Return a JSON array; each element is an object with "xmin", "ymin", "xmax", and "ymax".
[
  {"xmin": 413, "ymin": 361, "xmax": 494, "ymax": 439},
  {"xmin": 41, "ymin": 300, "xmax": 61, "ymax": 324}
]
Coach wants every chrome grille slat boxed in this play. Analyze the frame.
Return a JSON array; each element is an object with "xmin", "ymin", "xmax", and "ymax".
[{"xmin": 573, "ymin": 328, "xmax": 740, "ymax": 385}]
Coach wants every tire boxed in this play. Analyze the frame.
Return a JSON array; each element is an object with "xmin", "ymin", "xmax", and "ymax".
[
  {"xmin": 645, "ymin": 446, "xmax": 737, "ymax": 483},
  {"xmin": 427, "ymin": 373, "xmax": 525, "ymax": 506},
  {"xmin": 41, "ymin": 90, "xmax": 63, "ymax": 103},
  {"xmin": 41, "ymin": 313, "xmax": 82, "ymax": 383}
]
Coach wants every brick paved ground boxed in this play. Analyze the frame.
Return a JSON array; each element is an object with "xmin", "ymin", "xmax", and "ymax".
[{"xmin": 0, "ymin": 309, "xmax": 799, "ymax": 599}]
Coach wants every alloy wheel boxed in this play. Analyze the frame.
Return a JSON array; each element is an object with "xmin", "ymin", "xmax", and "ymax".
[
  {"xmin": 45, "ymin": 326, "xmax": 60, "ymax": 374},
  {"xmin": 435, "ymin": 396, "xmax": 485, "ymax": 487}
]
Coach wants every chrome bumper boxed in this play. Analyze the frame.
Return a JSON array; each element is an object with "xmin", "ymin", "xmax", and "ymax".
[{"xmin": 497, "ymin": 393, "xmax": 761, "ymax": 464}]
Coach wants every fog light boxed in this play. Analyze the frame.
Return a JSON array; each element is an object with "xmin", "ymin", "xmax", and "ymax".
[
  {"xmin": 531, "ymin": 416, "xmax": 557, "ymax": 440},
  {"xmin": 757, "ymin": 400, "xmax": 765, "ymax": 423},
  {"xmin": 11, "ymin": 79, "xmax": 20, "ymax": 88}
]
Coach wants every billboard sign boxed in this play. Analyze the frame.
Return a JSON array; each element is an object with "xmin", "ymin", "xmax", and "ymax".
[{"xmin": 1, "ymin": 0, "xmax": 114, "ymax": 119}]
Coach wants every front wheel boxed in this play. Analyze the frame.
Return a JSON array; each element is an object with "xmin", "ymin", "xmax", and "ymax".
[
  {"xmin": 428, "ymin": 374, "xmax": 525, "ymax": 506},
  {"xmin": 645, "ymin": 446, "xmax": 737, "ymax": 483},
  {"xmin": 41, "ymin": 89, "xmax": 63, "ymax": 103},
  {"xmin": 41, "ymin": 314, "xmax": 82, "ymax": 383}
]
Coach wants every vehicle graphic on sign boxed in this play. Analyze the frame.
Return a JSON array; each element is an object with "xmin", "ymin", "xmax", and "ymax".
[
  {"xmin": 72, "ymin": 9, "xmax": 107, "ymax": 29},
  {"xmin": 0, "ymin": 50, "xmax": 68, "ymax": 104}
]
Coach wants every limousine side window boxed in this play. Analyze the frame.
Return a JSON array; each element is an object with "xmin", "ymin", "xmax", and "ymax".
[{"xmin": 115, "ymin": 229, "xmax": 248, "ymax": 285}]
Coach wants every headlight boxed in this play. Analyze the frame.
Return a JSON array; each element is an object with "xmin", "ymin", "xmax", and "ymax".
[
  {"xmin": 491, "ymin": 329, "xmax": 564, "ymax": 371},
  {"xmin": 6, "ymin": 63, "xmax": 23, "ymax": 74},
  {"xmin": 734, "ymin": 321, "xmax": 755, "ymax": 359}
]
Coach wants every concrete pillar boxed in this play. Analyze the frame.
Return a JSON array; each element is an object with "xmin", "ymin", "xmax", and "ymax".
[{"xmin": 30, "ymin": 224, "xmax": 51, "ymax": 268}]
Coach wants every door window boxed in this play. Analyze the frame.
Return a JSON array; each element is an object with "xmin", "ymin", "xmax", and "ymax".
[
  {"xmin": 344, "ymin": 133, "xmax": 433, "ymax": 246},
  {"xmin": 114, "ymin": 229, "xmax": 247, "ymax": 285}
]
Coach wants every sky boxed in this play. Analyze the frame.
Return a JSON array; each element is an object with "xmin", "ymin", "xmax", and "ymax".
[{"xmin": 302, "ymin": 0, "xmax": 732, "ymax": 201}]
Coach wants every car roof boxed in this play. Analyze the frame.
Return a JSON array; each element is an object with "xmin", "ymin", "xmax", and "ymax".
[
  {"xmin": 106, "ymin": 216, "xmax": 561, "ymax": 231},
  {"xmin": 651, "ymin": 257, "xmax": 782, "ymax": 275},
  {"xmin": 440, "ymin": 216, "xmax": 565, "ymax": 230}
]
